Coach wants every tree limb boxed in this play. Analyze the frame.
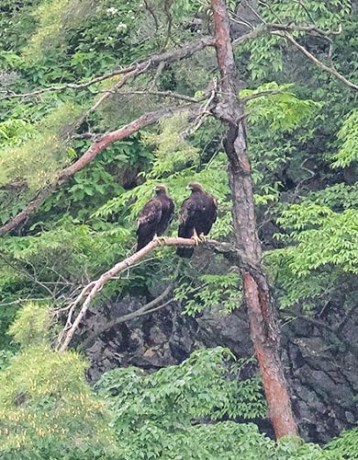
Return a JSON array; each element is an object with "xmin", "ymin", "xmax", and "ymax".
[
  {"xmin": 0, "ymin": 22, "xmax": 344, "ymax": 101},
  {"xmin": 0, "ymin": 104, "xmax": 199, "ymax": 237},
  {"xmin": 56, "ymin": 237, "xmax": 252, "ymax": 351},
  {"xmin": 241, "ymin": 89, "xmax": 284, "ymax": 104},
  {"xmin": 272, "ymin": 31, "xmax": 358, "ymax": 92},
  {"xmin": 80, "ymin": 262, "xmax": 181, "ymax": 349},
  {"xmin": 92, "ymin": 89, "xmax": 204, "ymax": 103},
  {"xmin": 0, "ymin": 37, "xmax": 215, "ymax": 100},
  {"xmin": 335, "ymin": 302, "xmax": 357, "ymax": 335},
  {"xmin": 267, "ymin": 22, "xmax": 342, "ymax": 37}
]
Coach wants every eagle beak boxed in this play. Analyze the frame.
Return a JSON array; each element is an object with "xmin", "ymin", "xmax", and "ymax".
[{"xmin": 186, "ymin": 185, "xmax": 191, "ymax": 190}]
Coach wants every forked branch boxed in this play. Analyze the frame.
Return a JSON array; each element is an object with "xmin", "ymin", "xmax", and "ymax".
[
  {"xmin": 272, "ymin": 31, "xmax": 358, "ymax": 92},
  {"xmin": 57, "ymin": 237, "xmax": 252, "ymax": 352}
]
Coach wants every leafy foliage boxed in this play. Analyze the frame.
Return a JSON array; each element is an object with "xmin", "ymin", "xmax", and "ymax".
[
  {"xmin": 97, "ymin": 347, "xmax": 267, "ymax": 459},
  {"xmin": 175, "ymin": 272, "xmax": 242, "ymax": 315},
  {"xmin": 332, "ymin": 109, "xmax": 358, "ymax": 167},
  {"xmin": 8, "ymin": 302, "xmax": 51, "ymax": 348},
  {"xmin": 0, "ymin": 345, "xmax": 117, "ymax": 459},
  {"xmin": 0, "ymin": 0, "xmax": 357, "ymax": 456}
]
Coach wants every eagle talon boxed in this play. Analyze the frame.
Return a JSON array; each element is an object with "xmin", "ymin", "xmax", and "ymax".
[
  {"xmin": 199, "ymin": 233, "xmax": 208, "ymax": 242},
  {"xmin": 191, "ymin": 229, "xmax": 201, "ymax": 245},
  {"xmin": 191, "ymin": 236, "xmax": 200, "ymax": 245},
  {"xmin": 153, "ymin": 235, "xmax": 166, "ymax": 246}
]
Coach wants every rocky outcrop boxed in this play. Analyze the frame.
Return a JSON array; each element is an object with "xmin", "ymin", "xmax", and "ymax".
[{"xmin": 83, "ymin": 294, "xmax": 357, "ymax": 444}]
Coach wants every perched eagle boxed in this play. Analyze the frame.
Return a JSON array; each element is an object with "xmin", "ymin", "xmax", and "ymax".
[
  {"xmin": 136, "ymin": 185, "xmax": 174, "ymax": 251},
  {"xmin": 177, "ymin": 182, "xmax": 217, "ymax": 258}
]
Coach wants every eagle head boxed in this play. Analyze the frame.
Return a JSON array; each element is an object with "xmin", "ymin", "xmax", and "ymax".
[
  {"xmin": 153, "ymin": 184, "xmax": 168, "ymax": 195},
  {"xmin": 187, "ymin": 182, "xmax": 203, "ymax": 193}
]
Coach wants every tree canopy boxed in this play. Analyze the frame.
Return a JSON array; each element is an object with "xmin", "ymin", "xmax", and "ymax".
[{"xmin": 0, "ymin": 0, "xmax": 357, "ymax": 458}]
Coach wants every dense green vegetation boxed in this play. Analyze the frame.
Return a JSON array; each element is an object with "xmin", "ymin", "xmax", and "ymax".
[{"xmin": 0, "ymin": 0, "xmax": 357, "ymax": 458}]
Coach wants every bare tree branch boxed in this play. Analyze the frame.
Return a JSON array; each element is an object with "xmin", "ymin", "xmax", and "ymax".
[
  {"xmin": 0, "ymin": 104, "xmax": 199, "ymax": 237},
  {"xmin": 0, "ymin": 37, "xmax": 215, "ymax": 101},
  {"xmin": 1, "ymin": 24, "xmax": 303, "ymax": 101},
  {"xmin": 336, "ymin": 302, "xmax": 357, "ymax": 335},
  {"xmin": 93, "ymin": 89, "xmax": 204, "ymax": 103},
  {"xmin": 80, "ymin": 261, "xmax": 181, "ymax": 349},
  {"xmin": 241, "ymin": 89, "xmax": 284, "ymax": 104},
  {"xmin": 181, "ymin": 78, "xmax": 218, "ymax": 138},
  {"xmin": 272, "ymin": 31, "xmax": 358, "ymax": 92},
  {"xmin": 81, "ymin": 64, "xmax": 152, "ymax": 123},
  {"xmin": 143, "ymin": 0, "xmax": 160, "ymax": 34},
  {"xmin": 56, "ymin": 237, "xmax": 251, "ymax": 351},
  {"xmin": 231, "ymin": 22, "xmax": 342, "ymax": 47},
  {"xmin": 267, "ymin": 22, "xmax": 342, "ymax": 37},
  {"xmin": 0, "ymin": 297, "xmax": 52, "ymax": 307}
]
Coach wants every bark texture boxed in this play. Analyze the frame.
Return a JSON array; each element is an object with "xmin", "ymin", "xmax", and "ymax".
[{"xmin": 211, "ymin": 0, "xmax": 298, "ymax": 438}]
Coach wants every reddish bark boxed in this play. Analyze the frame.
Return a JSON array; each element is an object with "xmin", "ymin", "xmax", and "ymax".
[
  {"xmin": 0, "ymin": 106, "xmax": 195, "ymax": 237},
  {"xmin": 211, "ymin": 0, "xmax": 298, "ymax": 438}
]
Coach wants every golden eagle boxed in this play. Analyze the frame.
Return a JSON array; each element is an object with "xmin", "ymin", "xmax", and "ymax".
[
  {"xmin": 177, "ymin": 182, "xmax": 217, "ymax": 258},
  {"xmin": 136, "ymin": 185, "xmax": 174, "ymax": 251}
]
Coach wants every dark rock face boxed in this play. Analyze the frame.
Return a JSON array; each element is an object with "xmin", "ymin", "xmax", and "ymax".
[
  {"xmin": 83, "ymin": 295, "xmax": 358, "ymax": 444},
  {"xmin": 84, "ymin": 298, "xmax": 252, "ymax": 380},
  {"xmin": 284, "ymin": 325, "xmax": 358, "ymax": 442}
]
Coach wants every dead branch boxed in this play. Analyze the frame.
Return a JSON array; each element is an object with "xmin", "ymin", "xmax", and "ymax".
[
  {"xmin": 93, "ymin": 89, "xmax": 203, "ymax": 103},
  {"xmin": 336, "ymin": 302, "xmax": 357, "ymax": 335},
  {"xmin": 143, "ymin": 0, "xmax": 160, "ymax": 34},
  {"xmin": 0, "ymin": 297, "xmax": 52, "ymax": 307},
  {"xmin": 0, "ymin": 104, "xmax": 199, "ymax": 237},
  {"xmin": 82, "ymin": 64, "xmax": 152, "ymax": 123},
  {"xmin": 1, "ymin": 24, "xmax": 297, "ymax": 101},
  {"xmin": 241, "ymin": 89, "xmax": 284, "ymax": 104},
  {"xmin": 150, "ymin": 61, "xmax": 166, "ymax": 90},
  {"xmin": 267, "ymin": 22, "xmax": 342, "ymax": 37},
  {"xmin": 0, "ymin": 37, "xmax": 215, "ymax": 101},
  {"xmin": 80, "ymin": 261, "xmax": 181, "ymax": 349},
  {"xmin": 57, "ymin": 237, "xmax": 251, "ymax": 351},
  {"xmin": 181, "ymin": 78, "xmax": 218, "ymax": 138},
  {"xmin": 272, "ymin": 31, "xmax": 358, "ymax": 92},
  {"xmin": 231, "ymin": 21, "xmax": 341, "ymax": 48},
  {"xmin": 80, "ymin": 297, "xmax": 176, "ymax": 349}
]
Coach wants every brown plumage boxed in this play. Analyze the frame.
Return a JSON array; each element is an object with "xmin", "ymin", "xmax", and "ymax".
[
  {"xmin": 177, "ymin": 182, "xmax": 217, "ymax": 258},
  {"xmin": 136, "ymin": 185, "xmax": 174, "ymax": 251}
]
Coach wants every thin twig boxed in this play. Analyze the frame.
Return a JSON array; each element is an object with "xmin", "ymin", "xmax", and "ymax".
[
  {"xmin": 336, "ymin": 302, "xmax": 357, "ymax": 335},
  {"xmin": 57, "ymin": 237, "xmax": 252, "ymax": 351},
  {"xmin": 92, "ymin": 89, "xmax": 203, "ymax": 103},
  {"xmin": 241, "ymin": 89, "xmax": 283, "ymax": 104},
  {"xmin": 272, "ymin": 31, "xmax": 358, "ymax": 92},
  {"xmin": 0, "ymin": 36, "xmax": 215, "ymax": 101},
  {"xmin": 181, "ymin": 78, "xmax": 218, "ymax": 138},
  {"xmin": 80, "ymin": 262, "xmax": 181, "ymax": 349},
  {"xmin": 0, "ymin": 297, "xmax": 52, "ymax": 307}
]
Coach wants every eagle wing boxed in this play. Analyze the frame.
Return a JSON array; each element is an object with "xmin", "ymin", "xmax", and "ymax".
[
  {"xmin": 137, "ymin": 199, "xmax": 162, "ymax": 228},
  {"xmin": 136, "ymin": 198, "xmax": 163, "ymax": 250},
  {"xmin": 156, "ymin": 196, "xmax": 175, "ymax": 236},
  {"xmin": 177, "ymin": 196, "xmax": 198, "ymax": 258},
  {"xmin": 177, "ymin": 192, "xmax": 217, "ymax": 258},
  {"xmin": 178, "ymin": 197, "xmax": 196, "ymax": 238}
]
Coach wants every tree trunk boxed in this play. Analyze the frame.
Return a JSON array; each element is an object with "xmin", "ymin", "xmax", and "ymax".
[{"xmin": 211, "ymin": 0, "xmax": 298, "ymax": 439}]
